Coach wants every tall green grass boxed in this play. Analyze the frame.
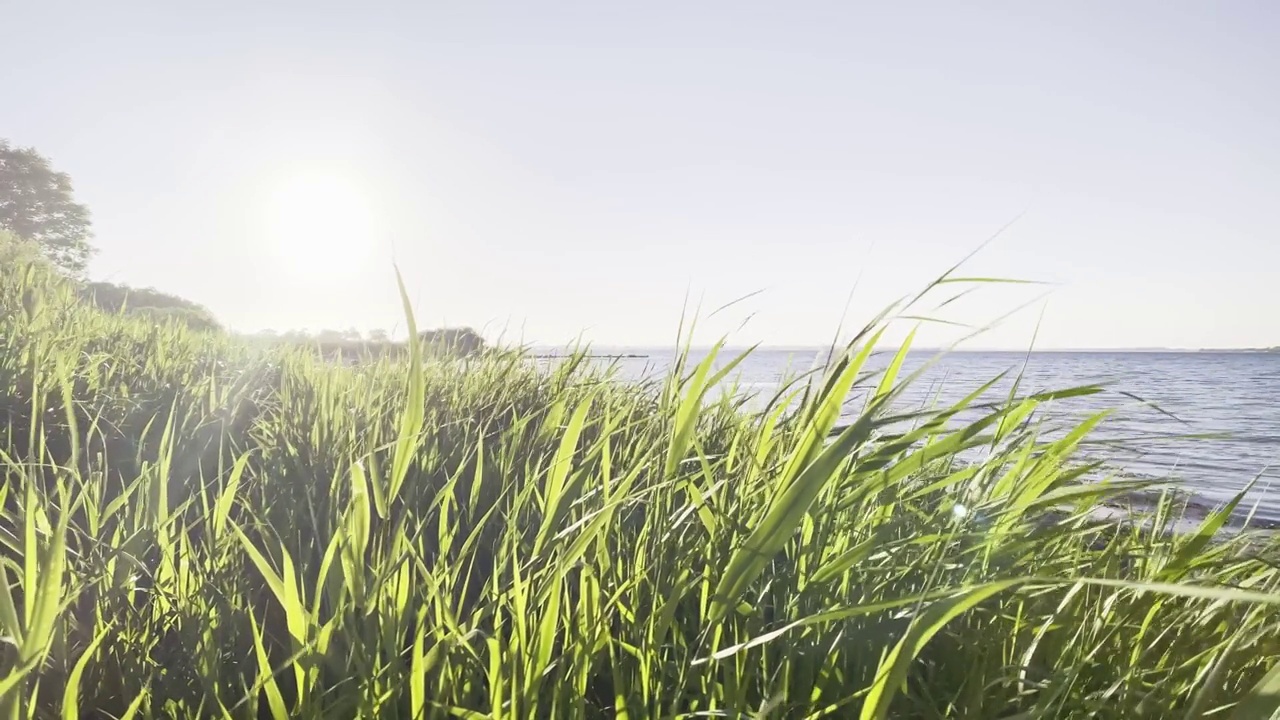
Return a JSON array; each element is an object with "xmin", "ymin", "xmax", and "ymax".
[{"xmin": 1, "ymin": 255, "xmax": 1278, "ymax": 719}]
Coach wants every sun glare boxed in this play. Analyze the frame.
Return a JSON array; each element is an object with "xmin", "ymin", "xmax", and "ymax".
[{"xmin": 265, "ymin": 173, "xmax": 378, "ymax": 280}]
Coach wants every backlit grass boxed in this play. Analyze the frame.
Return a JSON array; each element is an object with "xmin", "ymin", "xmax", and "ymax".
[{"xmin": 1, "ymin": 253, "xmax": 1278, "ymax": 719}]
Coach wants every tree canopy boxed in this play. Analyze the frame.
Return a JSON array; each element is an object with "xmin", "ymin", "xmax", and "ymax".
[{"xmin": 0, "ymin": 139, "xmax": 94, "ymax": 273}]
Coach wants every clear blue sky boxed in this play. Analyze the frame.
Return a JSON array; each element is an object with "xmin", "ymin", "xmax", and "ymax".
[{"xmin": 4, "ymin": 1, "xmax": 1278, "ymax": 348}]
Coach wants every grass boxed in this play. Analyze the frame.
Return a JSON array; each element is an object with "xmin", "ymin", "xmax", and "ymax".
[{"xmin": 1, "ymin": 253, "xmax": 1278, "ymax": 719}]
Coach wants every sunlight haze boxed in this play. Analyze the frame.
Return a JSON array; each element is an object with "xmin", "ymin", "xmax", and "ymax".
[{"xmin": 4, "ymin": 1, "xmax": 1277, "ymax": 348}]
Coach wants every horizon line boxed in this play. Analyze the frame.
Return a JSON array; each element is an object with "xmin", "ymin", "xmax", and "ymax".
[{"xmin": 531, "ymin": 344, "xmax": 1279, "ymax": 354}]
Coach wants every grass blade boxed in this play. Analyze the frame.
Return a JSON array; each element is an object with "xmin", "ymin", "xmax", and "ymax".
[
  {"xmin": 61, "ymin": 625, "xmax": 110, "ymax": 720},
  {"xmin": 860, "ymin": 580, "xmax": 1023, "ymax": 720}
]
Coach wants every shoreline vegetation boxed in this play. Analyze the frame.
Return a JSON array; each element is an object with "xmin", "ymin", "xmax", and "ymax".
[
  {"xmin": 239, "ymin": 327, "xmax": 489, "ymax": 363},
  {"xmin": 532, "ymin": 353, "xmax": 651, "ymax": 359},
  {"xmin": 2, "ymin": 241, "xmax": 1280, "ymax": 718}
]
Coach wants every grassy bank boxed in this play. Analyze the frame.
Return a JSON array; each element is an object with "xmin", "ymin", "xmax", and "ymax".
[{"xmin": 1, "ymin": 256, "xmax": 1279, "ymax": 719}]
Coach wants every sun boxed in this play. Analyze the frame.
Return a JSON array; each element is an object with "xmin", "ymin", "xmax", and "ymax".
[{"xmin": 265, "ymin": 172, "xmax": 379, "ymax": 281}]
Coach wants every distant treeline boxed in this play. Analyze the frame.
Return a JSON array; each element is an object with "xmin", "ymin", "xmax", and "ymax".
[
  {"xmin": 2, "ymin": 230, "xmax": 223, "ymax": 331},
  {"xmin": 242, "ymin": 326, "xmax": 488, "ymax": 360},
  {"xmin": 80, "ymin": 280, "xmax": 222, "ymax": 332},
  {"xmin": 4, "ymin": 231, "xmax": 486, "ymax": 355}
]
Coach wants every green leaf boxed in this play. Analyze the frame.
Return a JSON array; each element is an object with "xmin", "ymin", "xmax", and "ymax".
[
  {"xmin": 810, "ymin": 530, "xmax": 884, "ymax": 584},
  {"xmin": 116, "ymin": 686, "xmax": 149, "ymax": 720},
  {"xmin": 0, "ymin": 657, "xmax": 37, "ymax": 704},
  {"xmin": 785, "ymin": 332, "xmax": 882, "ymax": 482},
  {"xmin": 696, "ymin": 585, "xmax": 975, "ymax": 665},
  {"xmin": 23, "ymin": 486, "xmax": 69, "ymax": 664},
  {"xmin": 1160, "ymin": 479, "xmax": 1256, "ymax": 581},
  {"xmin": 410, "ymin": 607, "xmax": 432, "ymax": 720},
  {"xmin": 664, "ymin": 341, "xmax": 723, "ymax": 478},
  {"xmin": 534, "ymin": 394, "xmax": 594, "ymax": 555},
  {"xmin": 249, "ymin": 611, "xmax": 291, "ymax": 720},
  {"xmin": 346, "ymin": 461, "xmax": 372, "ymax": 567},
  {"xmin": 529, "ymin": 568, "xmax": 562, "ymax": 703},
  {"xmin": 873, "ymin": 328, "xmax": 916, "ymax": 402},
  {"xmin": 861, "ymin": 580, "xmax": 1023, "ymax": 720},
  {"xmin": 57, "ymin": 365, "xmax": 80, "ymax": 469},
  {"xmin": 1232, "ymin": 659, "xmax": 1280, "ymax": 720},
  {"xmin": 212, "ymin": 451, "xmax": 251, "ymax": 538},
  {"xmin": 62, "ymin": 625, "xmax": 111, "ymax": 720},
  {"xmin": 232, "ymin": 524, "xmax": 286, "ymax": 609},
  {"xmin": 388, "ymin": 265, "xmax": 425, "ymax": 507},
  {"xmin": 0, "ymin": 561, "xmax": 22, "ymax": 648},
  {"xmin": 709, "ymin": 406, "xmax": 878, "ymax": 624},
  {"xmin": 1057, "ymin": 577, "xmax": 1280, "ymax": 606}
]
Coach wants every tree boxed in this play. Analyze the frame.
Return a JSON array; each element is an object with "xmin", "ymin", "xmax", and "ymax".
[{"xmin": 0, "ymin": 139, "xmax": 93, "ymax": 273}]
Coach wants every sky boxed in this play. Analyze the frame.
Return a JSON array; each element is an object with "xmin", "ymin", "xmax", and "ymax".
[{"xmin": 3, "ymin": 1, "xmax": 1278, "ymax": 349}]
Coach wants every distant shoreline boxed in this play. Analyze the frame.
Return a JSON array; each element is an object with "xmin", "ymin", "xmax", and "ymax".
[
  {"xmin": 532, "ymin": 353, "xmax": 650, "ymax": 359},
  {"xmin": 534, "ymin": 347, "xmax": 1280, "ymax": 355}
]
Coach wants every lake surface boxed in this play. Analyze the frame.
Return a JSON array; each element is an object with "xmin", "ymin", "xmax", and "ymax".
[{"xmin": 572, "ymin": 349, "xmax": 1280, "ymax": 525}]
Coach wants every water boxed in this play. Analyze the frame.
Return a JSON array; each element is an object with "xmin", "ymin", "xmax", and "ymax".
[{"xmin": 573, "ymin": 349, "xmax": 1280, "ymax": 525}]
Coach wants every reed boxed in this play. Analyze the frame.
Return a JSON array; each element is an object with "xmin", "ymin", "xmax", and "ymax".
[{"xmin": 0, "ymin": 253, "xmax": 1276, "ymax": 719}]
